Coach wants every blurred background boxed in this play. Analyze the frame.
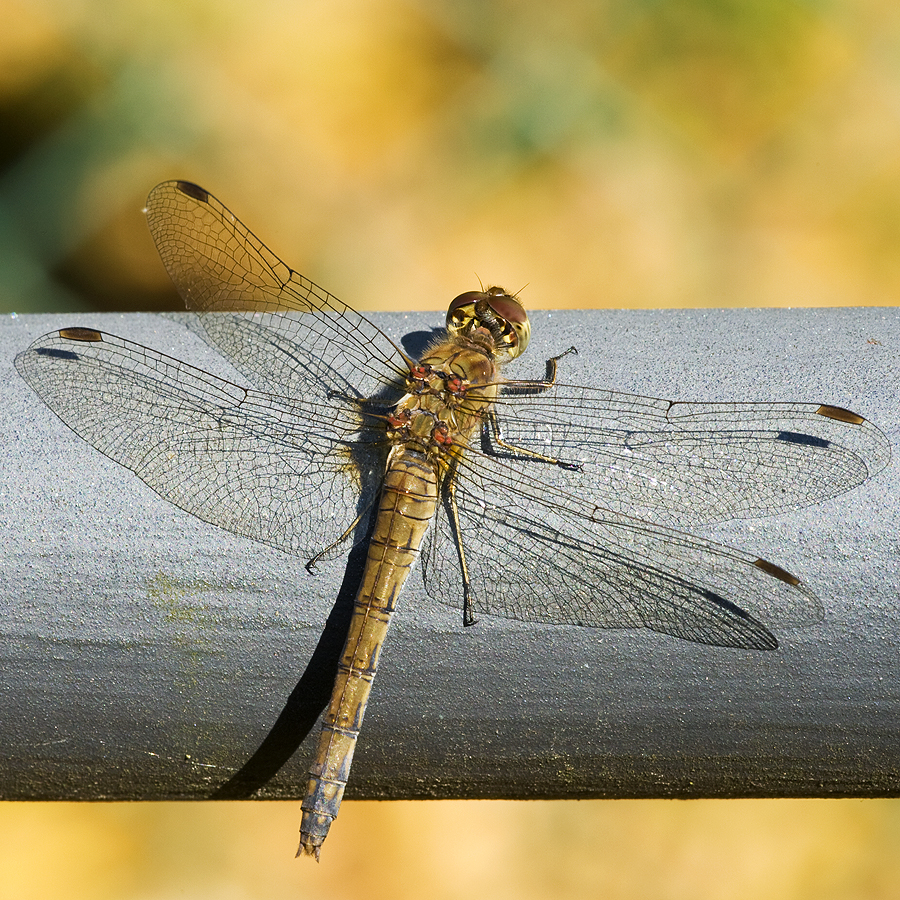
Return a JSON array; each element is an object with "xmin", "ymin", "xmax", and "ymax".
[
  {"xmin": 2, "ymin": 0, "xmax": 899, "ymax": 896},
  {"xmin": 3, "ymin": 0, "xmax": 900, "ymax": 315}
]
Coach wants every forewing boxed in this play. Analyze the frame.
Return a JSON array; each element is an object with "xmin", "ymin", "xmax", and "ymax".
[
  {"xmin": 422, "ymin": 450, "xmax": 824, "ymax": 650},
  {"xmin": 145, "ymin": 181, "xmax": 409, "ymax": 401},
  {"xmin": 16, "ymin": 329, "xmax": 385, "ymax": 559},
  {"xmin": 490, "ymin": 382, "xmax": 890, "ymax": 526}
]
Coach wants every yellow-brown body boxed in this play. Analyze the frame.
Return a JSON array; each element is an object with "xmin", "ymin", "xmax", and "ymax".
[{"xmin": 298, "ymin": 320, "xmax": 514, "ymax": 858}]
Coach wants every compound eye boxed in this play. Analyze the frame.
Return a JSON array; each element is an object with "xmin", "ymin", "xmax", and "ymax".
[
  {"xmin": 448, "ymin": 291, "xmax": 486, "ymax": 315},
  {"xmin": 485, "ymin": 289, "xmax": 527, "ymax": 327}
]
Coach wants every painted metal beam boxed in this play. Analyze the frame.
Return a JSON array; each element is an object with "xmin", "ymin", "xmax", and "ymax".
[{"xmin": 1, "ymin": 307, "xmax": 896, "ymax": 801}]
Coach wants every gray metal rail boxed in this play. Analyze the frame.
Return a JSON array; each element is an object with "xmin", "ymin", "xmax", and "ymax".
[{"xmin": 1, "ymin": 307, "xmax": 897, "ymax": 801}]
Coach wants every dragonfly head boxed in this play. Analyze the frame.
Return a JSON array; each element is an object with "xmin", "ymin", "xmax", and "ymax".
[{"xmin": 446, "ymin": 287, "xmax": 530, "ymax": 362}]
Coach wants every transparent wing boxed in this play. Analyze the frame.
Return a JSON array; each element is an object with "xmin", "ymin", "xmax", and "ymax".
[
  {"xmin": 422, "ymin": 448, "xmax": 825, "ymax": 650},
  {"xmin": 488, "ymin": 382, "xmax": 890, "ymax": 527},
  {"xmin": 145, "ymin": 180, "xmax": 409, "ymax": 402},
  {"xmin": 15, "ymin": 329, "xmax": 386, "ymax": 560}
]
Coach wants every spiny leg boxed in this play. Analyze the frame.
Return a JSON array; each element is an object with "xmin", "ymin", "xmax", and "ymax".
[
  {"xmin": 305, "ymin": 500, "xmax": 376, "ymax": 572},
  {"xmin": 446, "ymin": 482, "xmax": 478, "ymax": 626},
  {"xmin": 484, "ymin": 410, "xmax": 580, "ymax": 471},
  {"xmin": 503, "ymin": 346, "xmax": 578, "ymax": 394},
  {"xmin": 484, "ymin": 346, "xmax": 581, "ymax": 469},
  {"xmin": 541, "ymin": 346, "xmax": 578, "ymax": 387}
]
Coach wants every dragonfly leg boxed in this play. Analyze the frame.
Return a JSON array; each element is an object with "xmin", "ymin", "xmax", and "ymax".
[
  {"xmin": 502, "ymin": 345, "xmax": 578, "ymax": 393},
  {"xmin": 446, "ymin": 483, "xmax": 478, "ymax": 626},
  {"xmin": 325, "ymin": 389, "xmax": 399, "ymax": 423},
  {"xmin": 484, "ymin": 410, "xmax": 581, "ymax": 472},
  {"xmin": 485, "ymin": 346, "xmax": 580, "ymax": 469},
  {"xmin": 305, "ymin": 500, "xmax": 377, "ymax": 573},
  {"xmin": 542, "ymin": 346, "xmax": 578, "ymax": 388}
]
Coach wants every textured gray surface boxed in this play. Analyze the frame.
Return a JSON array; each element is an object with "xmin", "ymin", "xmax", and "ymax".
[{"xmin": 1, "ymin": 307, "xmax": 898, "ymax": 801}]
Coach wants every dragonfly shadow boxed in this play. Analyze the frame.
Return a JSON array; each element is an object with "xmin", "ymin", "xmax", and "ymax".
[
  {"xmin": 401, "ymin": 329, "xmax": 442, "ymax": 360},
  {"xmin": 207, "ymin": 331, "xmax": 437, "ymax": 801},
  {"xmin": 208, "ymin": 539, "xmax": 369, "ymax": 799}
]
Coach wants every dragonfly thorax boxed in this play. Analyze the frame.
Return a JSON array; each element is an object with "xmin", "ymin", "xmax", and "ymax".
[{"xmin": 386, "ymin": 338, "xmax": 504, "ymax": 464}]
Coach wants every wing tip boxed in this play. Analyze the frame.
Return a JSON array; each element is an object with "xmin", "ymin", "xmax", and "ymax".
[
  {"xmin": 174, "ymin": 181, "xmax": 209, "ymax": 203},
  {"xmin": 58, "ymin": 327, "xmax": 103, "ymax": 343},
  {"xmin": 816, "ymin": 404, "xmax": 865, "ymax": 426},
  {"xmin": 753, "ymin": 557, "xmax": 801, "ymax": 587}
]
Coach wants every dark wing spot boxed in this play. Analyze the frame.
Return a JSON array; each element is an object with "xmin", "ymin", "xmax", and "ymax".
[
  {"xmin": 776, "ymin": 431, "xmax": 829, "ymax": 449},
  {"xmin": 754, "ymin": 558, "xmax": 801, "ymax": 586},
  {"xmin": 58, "ymin": 327, "xmax": 102, "ymax": 342},
  {"xmin": 817, "ymin": 404, "xmax": 864, "ymax": 425},
  {"xmin": 703, "ymin": 589, "xmax": 756, "ymax": 620},
  {"xmin": 702, "ymin": 590, "xmax": 778, "ymax": 650},
  {"xmin": 35, "ymin": 347, "xmax": 79, "ymax": 361},
  {"xmin": 175, "ymin": 181, "xmax": 209, "ymax": 203}
]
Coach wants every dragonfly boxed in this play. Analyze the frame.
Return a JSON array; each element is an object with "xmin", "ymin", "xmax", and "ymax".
[{"xmin": 15, "ymin": 182, "xmax": 890, "ymax": 859}]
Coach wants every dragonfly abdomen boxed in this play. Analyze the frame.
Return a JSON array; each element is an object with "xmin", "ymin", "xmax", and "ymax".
[{"xmin": 298, "ymin": 451, "xmax": 439, "ymax": 859}]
